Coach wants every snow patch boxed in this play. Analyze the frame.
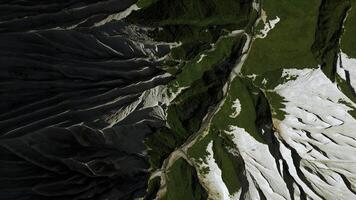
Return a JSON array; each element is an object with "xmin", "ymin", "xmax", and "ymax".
[
  {"xmin": 273, "ymin": 68, "xmax": 356, "ymax": 199},
  {"xmin": 195, "ymin": 142, "xmax": 232, "ymax": 200},
  {"xmin": 262, "ymin": 78, "xmax": 268, "ymax": 85},
  {"xmin": 246, "ymin": 74, "xmax": 258, "ymax": 81},
  {"xmin": 94, "ymin": 4, "xmax": 140, "ymax": 27},
  {"xmin": 252, "ymin": 1, "xmax": 260, "ymax": 11},
  {"xmin": 337, "ymin": 51, "xmax": 356, "ymax": 90},
  {"xmin": 197, "ymin": 54, "xmax": 207, "ymax": 63},
  {"xmin": 224, "ymin": 126, "xmax": 291, "ymax": 200},
  {"xmin": 228, "ymin": 30, "xmax": 245, "ymax": 37},
  {"xmin": 256, "ymin": 16, "xmax": 280, "ymax": 39},
  {"xmin": 229, "ymin": 98, "xmax": 241, "ymax": 118}
]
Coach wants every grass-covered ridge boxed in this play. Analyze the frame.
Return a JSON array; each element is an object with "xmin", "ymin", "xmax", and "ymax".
[
  {"xmin": 128, "ymin": 0, "xmax": 257, "ymax": 61},
  {"xmin": 126, "ymin": 0, "xmax": 356, "ymax": 199},
  {"xmin": 126, "ymin": 0, "xmax": 259, "ymax": 199},
  {"xmin": 241, "ymin": 0, "xmax": 321, "ymax": 77},
  {"xmin": 341, "ymin": 0, "xmax": 356, "ymax": 58}
]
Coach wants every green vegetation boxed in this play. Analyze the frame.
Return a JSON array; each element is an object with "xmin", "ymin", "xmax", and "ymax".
[
  {"xmin": 239, "ymin": 0, "xmax": 353, "ymax": 122},
  {"xmin": 311, "ymin": 0, "xmax": 351, "ymax": 81},
  {"xmin": 168, "ymin": 35, "xmax": 245, "ymax": 93},
  {"xmin": 133, "ymin": 0, "xmax": 254, "ymax": 28},
  {"xmin": 144, "ymin": 32, "xmax": 247, "ymax": 170},
  {"xmin": 129, "ymin": 0, "xmax": 356, "ymax": 199},
  {"xmin": 136, "ymin": 0, "xmax": 160, "ymax": 8},
  {"xmin": 129, "ymin": 0, "xmax": 257, "ymax": 61},
  {"xmin": 341, "ymin": 0, "xmax": 356, "ymax": 57},
  {"xmin": 336, "ymin": 75, "xmax": 356, "ymax": 118},
  {"xmin": 186, "ymin": 131, "xmax": 244, "ymax": 195},
  {"xmin": 241, "ymin": 0, "xmax": 320, "ymax": 77},
  {"xmin": 211, "ymin": 77, "xmax": 265, "ymax": 142},
  {"xmin": 186, "ymin": 76, "xmax": 277, "ymax": 195},
  {"xmin": 144, "ymin": 176, "xmax": 161, "ymax": 200},
  {"xmin": 212, "ymin": 135, "xmax": 243, "ymax": 194},
  {"xmin": 164, "ymin": 158, "xmax": 207, "ymax": 200},
  {"xmin": 337, "ymin": 0, "xmax": 356, "ymax": 108}
]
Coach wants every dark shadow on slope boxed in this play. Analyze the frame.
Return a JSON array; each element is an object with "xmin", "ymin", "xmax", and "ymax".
[
  {"xmin": 311, "ymin": 0, "xmax": 351, "ymax": 81},
  {"xmin": 0, "ymin": 1, "xmax": 173, "ymax": 199}
]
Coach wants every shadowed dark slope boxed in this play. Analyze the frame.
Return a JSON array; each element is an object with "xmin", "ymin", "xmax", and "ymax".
[
  {"xmin": 0, "ymin": 1, "xmax": 173, "ymax": 199},
  {"xmin": 1, "ymin": 0, "xmax": 356, "ymax": 200}
]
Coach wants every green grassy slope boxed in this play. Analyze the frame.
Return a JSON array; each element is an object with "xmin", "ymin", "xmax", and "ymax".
[{"xmin": 126, "ymin": 0, "xmax": 356, "ymax": 199}]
